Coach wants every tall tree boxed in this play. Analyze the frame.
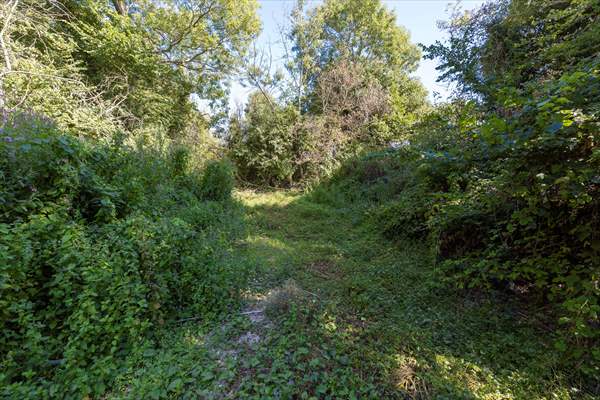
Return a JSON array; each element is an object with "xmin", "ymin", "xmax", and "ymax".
[
  {"xmin": 286, "ymin": 0, "xmax": 427, "ymax": 128},
  {"xmin": 288, "ymin": 0, "xmax": 422, "ymax": 102},
  {"xmin": 424, "ymin": 0, "xmax": 600, "ymax": 102},
  {"xmin": 0, "ymin": 0, "xmax": 123, "ymax": 136},
  {"xmin": 3, "ymin": 0, "xmax": 261, "ymax": 137},
  {"xmin": 64, "ymin": 0, "xmax": 261, "ymax": 135}
]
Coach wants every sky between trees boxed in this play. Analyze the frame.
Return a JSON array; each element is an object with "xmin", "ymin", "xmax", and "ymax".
[{"xmin": 226, "ymin": 0, "xmax": 486, "ymax": 110}]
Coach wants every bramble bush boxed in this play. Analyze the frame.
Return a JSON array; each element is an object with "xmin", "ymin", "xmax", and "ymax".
[
  {"xmin": 0, "ymin": 113, "xmax": 243, "ymax": 398},
  {"xmin": 315, "ymin": 62, "xmax": 600, "ymax": 383},
  {"xmin": 432, "ymin": 65, "xmax": 600, "ymax": 377},
  {"xmin": 328, "ymin": 0, "xmax": 600, "ymax": 382}
]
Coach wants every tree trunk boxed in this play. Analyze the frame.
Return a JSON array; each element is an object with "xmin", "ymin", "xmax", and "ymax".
[
  {"xmin": 0, "ymin": 0, "xmax": 19, "ymax": 124},
  {"xmin": 112, "ymin": 0, "xmax": 127, "ymax": 16}
]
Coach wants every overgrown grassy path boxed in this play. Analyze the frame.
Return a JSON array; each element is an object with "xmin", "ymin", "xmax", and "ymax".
[
  {"xmin": 235, "ymin": 190, "xmax": 586, "ymax": 399},
  {"xmin": 110, "ymin": 190, "xmax": 589, "ymax": 399}
]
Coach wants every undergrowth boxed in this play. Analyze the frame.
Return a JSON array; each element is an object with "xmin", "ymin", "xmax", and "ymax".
[
  {"xmin": 308, "ymin": 61, "xmax": 600, "ymax": 384},
  {"xmin": 197, "ymin": 189, "xmax": 598, "ymax": 398},
  {"xmin": 0, "ymin": 113, "xmax": 245, "ymax": 399}
]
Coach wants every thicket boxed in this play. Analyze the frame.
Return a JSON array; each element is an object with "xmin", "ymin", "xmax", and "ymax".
[
  {"xmin": 0, "ymin": 113, "xmax": 242, "ymax": 398},
  {"xmin": 313, "ymin": 0, "xmax": 599, "ymax": 385},
  {"xmin": 228, "ymin": 0, "xmax": 428, "ymax": 187},
  {"xmin": 0, "ymin": 0, "xmax": 259, "ymax": 397},
  {"xmin": 2, "ymin": 0, "xmax": 598, "ymax": 395}
]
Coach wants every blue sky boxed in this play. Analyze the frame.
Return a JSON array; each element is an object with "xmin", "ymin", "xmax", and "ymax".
[{"xmin": 229, "ymin": 0, "xmax": 485, "ymax": 109}]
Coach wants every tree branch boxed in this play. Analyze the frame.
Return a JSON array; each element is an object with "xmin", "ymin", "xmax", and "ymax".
[
  {"xmin": 0, "ymin": 0, "xmax": 19, "ymax": 73},
  {"xmin": 111, "ymin": 0, "xmax": 127, "ymax": 16}
]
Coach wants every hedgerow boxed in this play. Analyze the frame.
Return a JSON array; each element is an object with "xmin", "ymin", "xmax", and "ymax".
[{"xmin": 0, "ymin": 113, "xmax": 244, "ymax": 398}]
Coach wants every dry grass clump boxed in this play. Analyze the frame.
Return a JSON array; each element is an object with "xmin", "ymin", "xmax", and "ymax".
[
  {"xmin": 393, "ymin": 356, "xmax": 431, "ymax": 399},
  {"xmin": 263, "ymin": 279, "xmax": 317, "ymax": 320}
]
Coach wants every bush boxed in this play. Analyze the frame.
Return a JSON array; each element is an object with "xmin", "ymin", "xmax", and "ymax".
[
  {"xmin": 228, "ymin": 59, "xmax": 411, "ymax": 189},
  {"xmin": 228, "ymin": 93, "xmax": 300, "ymax": 187},
  {"xmin": 432, "ymin": 66, "xmax": 600, "ymax": 376},
  {"xmin": 198, "ymin": 159, "xmax": 235, "ymax": 202},
  {"xmin": 374, "ymin": 188, "xmax": 433, "ymax": 240},
  {"xmin": 0, "ymin": 113, "xmax": 244, "ymax": 398}
]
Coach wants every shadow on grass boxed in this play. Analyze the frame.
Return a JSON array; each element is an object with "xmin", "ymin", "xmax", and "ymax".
[{"xmin": 235, "ymin": 189, "xmax": 589, "ymax": 399}]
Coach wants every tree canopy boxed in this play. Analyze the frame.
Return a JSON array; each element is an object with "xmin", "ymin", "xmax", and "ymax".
[
  {"xmin": 290, "ymin": 0, "xmax": 421, "ymax": 90},
  {"xmin": 1, "ymin": 0, "xmax": 261, "ymax": 137},
  {"xmin": 424, "ymin": 0, "xmax": 600, "ymax": 101},
  {"xmin": 228, "ymin": 0, "xmax": 428, "ymax": 186}
]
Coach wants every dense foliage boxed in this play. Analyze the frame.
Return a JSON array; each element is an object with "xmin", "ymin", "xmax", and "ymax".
[
  {"xmin": 423, "ymin": 0, "xmax": 600, "ymax": 378},
  {"xmin": 424, "ymin": 0, "xmax": 599, "ymax": 103},
  {"xmin": 314, "ymin": 0, "xmax": 600, "ymax": 384},
  {"xmin": 229, "ymin": 62, "xmax": 396, "ymax": 187},
  {"xmin": 229, "ymin": 93, "xmax": 300, "ymax": 186},
  {"xmin": 0, "ymin": 0, "xmax": 258, "ymax": 397},
  {"xmin": 2, "ymin": 0, "xmax": 599, "ymax": 396},
  {"xmin": 0, "ymin": 113, "xmax": 242, "ymax": 398},
  {"xmin": 228, "ymin": 0, "xmax": 428, "ymax": 187},
  {"xmin": 1, "ymin": 0, "xmax": 260, "ymax": 138},
  {"xmin": 288, "ymin": 0, "xmax": 424, "ymax": 111}
]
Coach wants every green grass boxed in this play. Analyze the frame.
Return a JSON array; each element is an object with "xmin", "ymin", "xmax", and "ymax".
[{"xmin": 108, "ymin": 189, "xmax": 595, "ymax": 399}]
